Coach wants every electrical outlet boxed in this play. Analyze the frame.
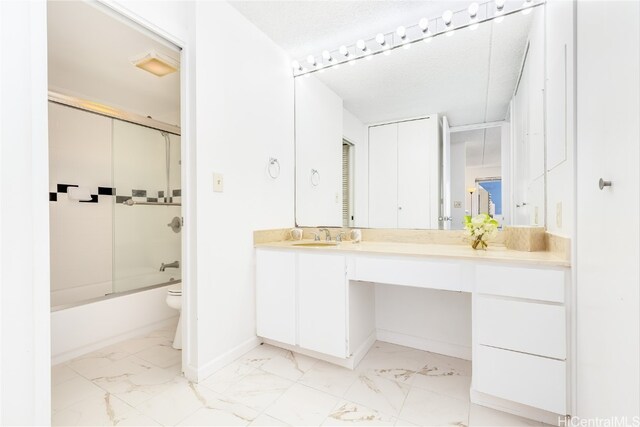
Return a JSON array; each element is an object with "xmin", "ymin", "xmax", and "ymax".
[
  {"xmin": 335, "ymin": 192, "xmax": 340, "ymax": 203},
  {"xmin": 454, "ymin": 201, "xmax": 462, "ymax": 209},
  {"xmin": 556, "ymin": 202, "xmax": 563, "ymax": 228},
  {"xmin": 534, "ymin": 206, "xmax": 539, "ymax": 225},
  {"xmin": 213, "ymin": 173, "xmax": 224, "ymax": 192}
]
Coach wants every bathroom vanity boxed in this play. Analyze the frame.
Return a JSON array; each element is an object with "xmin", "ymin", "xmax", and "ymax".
[{"xmin": 254, "ymin": 239, "xmax": 570, "ymax": 422}]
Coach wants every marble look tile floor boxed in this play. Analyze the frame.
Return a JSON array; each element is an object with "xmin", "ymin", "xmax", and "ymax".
[{"xmin": 52, "ymin": 323, "xmax": 550, "ymax": 426}]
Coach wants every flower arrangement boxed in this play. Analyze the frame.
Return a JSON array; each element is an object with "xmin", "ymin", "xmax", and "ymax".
[{"xmin": 464, "ymin": 214, "xmax": 499, "ymax": 250}]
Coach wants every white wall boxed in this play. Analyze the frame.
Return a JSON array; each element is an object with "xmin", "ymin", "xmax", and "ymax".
[
  {"xmin": 545, "ymin": 0, "xmax": 575, "ymax": 237},
  {"xmin": 0, "ymin": 1, "xmax": 51, "ymax": 424},
  {"xmin": 375, "ymin": 285, "xmax": 472, "ymax": 360},
  {"xmin": 193, "ymin": 1, "xmax": 295, "ymax": 379},
  {"xmin": 343, "ymin": 109, "xmax": 368, "ymax": 228},
  {"xmin": 295, "ymin": 75, "xmax": 343, "ymax": 226}
]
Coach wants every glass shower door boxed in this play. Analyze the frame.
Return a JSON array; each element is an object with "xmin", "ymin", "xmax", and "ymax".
[{"xmin": 112, "ymin": 119, "xmax": 181, "ymax": 293}]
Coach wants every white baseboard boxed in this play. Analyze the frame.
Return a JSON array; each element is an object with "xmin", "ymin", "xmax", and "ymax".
[
  {"xmin": 194, "ymin": 336, "xmax": 261, "ymax": 382},
  {"xmin": 351, "ymin": 331, "xmax": 376, "ymax": 366},
  {"xmin": 376, "ymin": 329, "xmax": 472, "ymax": 360},
  {"xmin": 470, "ymin": 389, "xmax": 565, "ymax": 426},
  {"xmin": 263, "ymin": 338, "xmax": 359, "ymax": 370},
  {"xmin": 51, "ymin": 316, "xmax": 178, "ymax": 365}
]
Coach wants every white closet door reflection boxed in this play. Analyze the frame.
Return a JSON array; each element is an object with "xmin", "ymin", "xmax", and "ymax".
[{"xmin": 112, "ymin": 120, "xmax": 181, "ymax": 293}]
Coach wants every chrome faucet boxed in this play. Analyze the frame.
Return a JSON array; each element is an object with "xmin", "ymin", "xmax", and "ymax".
[
  {"xmin": 318, "ymin": 228, "xmax": 331, "ymax": 241},
  {"xmin": 160, "ymin": 260, "xmax": 180, "ymax": 272}
]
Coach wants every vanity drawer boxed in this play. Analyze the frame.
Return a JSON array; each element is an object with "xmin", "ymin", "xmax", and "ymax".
[
  {"xmin": 353, "ymin": 256, "xmax": 469, "ymax": 292},
  {"xmin": 476, "ymin": 265, "xmax": 565, "ymax": 303},
  {"xmin": 476, "ymin": 296, "xmax": 566, "ymax": 359},
  {"xmin": 475, "ymin": 345, "xmax": 566, "ymax": 415}
]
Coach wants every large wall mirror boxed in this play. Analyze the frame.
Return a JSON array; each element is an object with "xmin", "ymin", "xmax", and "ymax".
[{"xmin": 294, "ymin": 1, "xmax": 546, "ymax": 230}]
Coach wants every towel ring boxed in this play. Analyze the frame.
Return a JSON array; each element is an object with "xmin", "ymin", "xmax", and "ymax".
[
  {"xmin": 268, "ymin": 157, "xmax": 280, "ymax": 179},
  {"xmin": 310, "ymin": 168, "xmax": 320, "ymax": 186}
]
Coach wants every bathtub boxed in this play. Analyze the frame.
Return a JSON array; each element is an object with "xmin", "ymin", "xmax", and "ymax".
[{"xmin": 51, "ymin": 278, "xmax": 181, "ymax": 364}]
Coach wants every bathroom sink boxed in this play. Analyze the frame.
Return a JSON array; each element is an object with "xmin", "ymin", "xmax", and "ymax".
[{"xmin": 293, "ymin": 242, "xmax": 339, "ymax": 247}]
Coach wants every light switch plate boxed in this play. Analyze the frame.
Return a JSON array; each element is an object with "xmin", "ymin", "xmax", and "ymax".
[{"xmin": 213, "ymin": 173, "xmax": 224, "ymax": 192}]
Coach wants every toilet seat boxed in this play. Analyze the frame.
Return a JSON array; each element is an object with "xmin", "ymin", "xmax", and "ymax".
[{"xmin": 167, "ymin": 284, "xmax": 182, "ymax": 296}]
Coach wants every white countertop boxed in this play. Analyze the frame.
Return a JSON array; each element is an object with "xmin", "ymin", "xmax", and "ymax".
[{"xmin": 255, "ymin": 240, "xmax": 571, "ymax": 268}]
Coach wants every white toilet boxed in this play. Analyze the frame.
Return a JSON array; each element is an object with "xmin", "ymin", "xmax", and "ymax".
[{"xmin": 166, "ymin": 284, "xmax": 182, "ymax": 350}]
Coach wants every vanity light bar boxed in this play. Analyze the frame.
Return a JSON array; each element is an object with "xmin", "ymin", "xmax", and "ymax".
[{"xmin": 291, "ymin": 0, "xmax": 545, "ymax": 76}]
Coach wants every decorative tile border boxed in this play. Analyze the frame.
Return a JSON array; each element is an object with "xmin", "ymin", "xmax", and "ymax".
[{"xmin": 49, "ymin": 183, "xmax": 181, "ymax": 205}]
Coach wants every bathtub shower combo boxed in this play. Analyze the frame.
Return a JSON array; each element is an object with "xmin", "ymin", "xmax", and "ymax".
[{"xmin": 49, "ymin": 93, "xmax": 183, "ymax": 355}]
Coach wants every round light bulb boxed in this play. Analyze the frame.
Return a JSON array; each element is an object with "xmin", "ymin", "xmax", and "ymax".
[
  {"xmin": 356, "ymin": 39, "xmax": 367, "ymax": 52},
  {"xmin": 495, "ymin": 0, "xmax": 506, "ymax": 10},
  {"xmin": 396, "ymin": 26, "xmax": 406, "ymax": 39},
  {"xmin": 419, "ymin": 18, "xmax": 429, "ymax": 32},
  {"xmin": 306, "ymin": 55, "xmax": 316, "ymax": 66},
  {"xmin": 468, "ymin": 2, "xmax": 479, "ymax": 18},
  {"xmin": 443, "ymin": 10, "xmax": 453, "ymax": 26},
  {"xmin": 375, "ymin": 33, "xmax": 386, "ymax": 46},
  {"xmin": 291, "ymin": 60, "xmax": 301, "ymax": 71},
  {"xmin": 322, "ymin": 50, "xmax": 332, "ymax": 62},
  {"xmin": 339, "ymin": 45, "xmax": 349, "ymax": 57}
]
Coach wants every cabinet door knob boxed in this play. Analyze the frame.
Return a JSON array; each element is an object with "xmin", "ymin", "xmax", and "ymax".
[
  {"xmin": 398, "ymin": 206, "xmax": 403, "ymax": 210},
  {"xmin": 599, "ymin": 178, "xmax": 612, "ymax": 190}
]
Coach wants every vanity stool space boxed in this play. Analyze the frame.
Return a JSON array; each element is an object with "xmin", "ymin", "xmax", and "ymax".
[{"xmin": 255, "ymin": 243, "xmax": 571, "ymax": 424}]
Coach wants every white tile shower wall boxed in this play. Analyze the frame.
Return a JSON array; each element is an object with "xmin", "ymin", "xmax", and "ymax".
[
  {"xmin": 112, "ymin": 120, "xmax": 167, "ymax": 199},
  {"xmin": 112, "ymin": 120, "xmax": 182, "ymax": 293},
  {"xmin": 49, "ymin": 103, "xmax": 114, "ymax": 304},
  {"xmin": 114, "ymin": 204, "xmax": 182, "ymax": 292}
]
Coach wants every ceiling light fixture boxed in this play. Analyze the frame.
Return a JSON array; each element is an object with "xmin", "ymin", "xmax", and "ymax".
[
  {"xmin": 468, "ymin": 3, "xmax": 480, "ymax": 30},
  {"xmin": 131, "ymin": 50, "xmax": 179, "ymax": 77},
  {"xmin": 306, "ymin": 55, "xmax": 317, "ymax": 67},
  {"xmin": 322, "ymin": 50, "xmax": 333, "ymax": 64},
  {"xmin": 419, "ymin": 18, "xmax": 433, "ymax": 43},
  {"xmin": 291, "ymin": 0, "xmax": 544, "ymax": 76},
  {"xmin": 495, "ymin": 0, "xmax": 506, "ymax": 23}
]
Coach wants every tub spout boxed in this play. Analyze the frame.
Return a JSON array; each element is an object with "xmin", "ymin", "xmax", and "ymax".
[{"xmin": 160, "ymin": 260, "xmax": 180, "ymax": 272}]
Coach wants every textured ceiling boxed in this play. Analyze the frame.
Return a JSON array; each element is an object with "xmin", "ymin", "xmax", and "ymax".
[
  {"xmin": 231, "ymin": 0, "xmax": 537, "ymax": 127},
  {"xmin": 230, "ymin": 1, "xmax": 472, "ymax": 60},
  {"xmin": 47, "ymin": 1, "xmax": 181, "ymax": 124},
  {"xmin": 452, "ymin": 127, "xmax": 502, "ymax": 168}
]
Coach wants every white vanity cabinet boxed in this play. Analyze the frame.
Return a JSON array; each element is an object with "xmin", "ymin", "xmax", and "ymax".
[
  {"xmin": 255, "ymin": 248, "xmax": 348, "ymax": 359},
  {"xmin": 255, "ymin": 243, "xmax": 571, "ymax": 421},
  {"xmin": 472, "ymin": 265, "xmax": 569, "ymax": 416},
  {"xmin": 298, "ymin": 252, "xmax": 348, "ymax": 358},
  {"xmin": 368, "ymin": 116, "xmax": 441, "ymax": 229},
  {"xmin": 255, "ymin": 249, "xmax": 297, "ymax": 346}
]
